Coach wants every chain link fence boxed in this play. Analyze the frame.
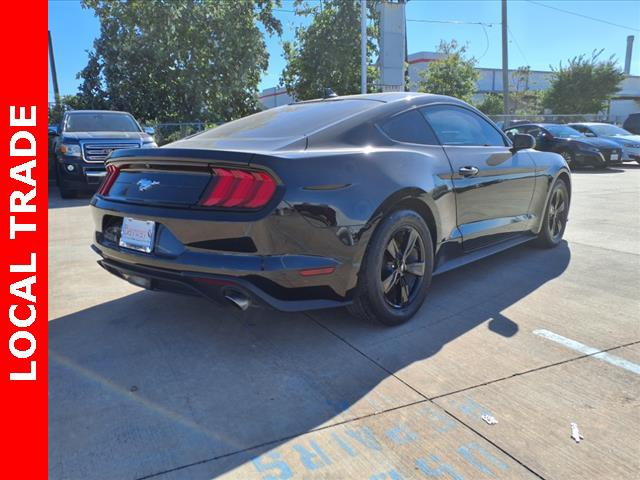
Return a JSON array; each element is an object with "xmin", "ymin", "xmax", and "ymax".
[
  {"xmin": 151, "ymin": 122, "xmax": 209, "ymax": 146},
  {"xmin": 488, "ymin": 113, "xmax": 628, "ymax": 127}
]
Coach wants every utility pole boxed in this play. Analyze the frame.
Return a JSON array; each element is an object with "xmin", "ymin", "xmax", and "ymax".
[
  {"xmin": 361, "ymin": 0, "xmax": 367, "ymax": 94},
  {"xmin": 501, "ymin": 0, "xmax": 510, "ymax": 123},
  {"xmin": 48, "ymin": 30, "xmax": 61, "ymax": 107}
]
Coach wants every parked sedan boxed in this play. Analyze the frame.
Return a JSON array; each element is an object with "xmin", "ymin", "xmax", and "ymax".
[
  {"xmin": 504, "ymin": 123, "xmax": 622, "ymax": 169},
  {"xmin": 623, "ymin": 113, "xmax": 640, "ymax": 135},
  {"xmin": 568, "ymin": 122, "xmax": 640, "ymax": 164},
  {"xmin": 91, "ymin": 93, "xmax": 570, "ymax": 326}
]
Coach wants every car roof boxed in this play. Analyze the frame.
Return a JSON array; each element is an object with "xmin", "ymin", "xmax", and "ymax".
[
  {"xmin": 567, "ymin": 122, "xmax": 611, "ymax": 126},
  {"xmin": 507, "ymin": 123, "xmax": 572, "ymax": 128},
  {"xmin": 65, "ymin": 110, "xmax": 133, "ymax": 115},
  {"xmin": 293, "ymin": 91, "xmax": 467, "ymax": 106}
]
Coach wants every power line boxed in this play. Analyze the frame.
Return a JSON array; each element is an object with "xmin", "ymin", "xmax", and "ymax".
[
  {"xmin": 525, "ymin": 0, "xmax": 640, "ymax": 32},
  {"xmin": 507, "ymin": 25, "xmax": 529, "ymax": 65},
  {"xmin": 407, "ymin": 19, "xmax": 496, "ymax": 27},
  {"xmin": 407, "ymin": 18, "xmax": 494, "ymax": 60}
]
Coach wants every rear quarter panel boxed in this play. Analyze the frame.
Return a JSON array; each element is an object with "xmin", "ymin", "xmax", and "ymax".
[
  {"xmin": 527, "ymin": 149, "xmax": 571, "ymax": 233},
  {"xmin": 251, "ymin": 146, "xmax": 457, "ymax": 258}
]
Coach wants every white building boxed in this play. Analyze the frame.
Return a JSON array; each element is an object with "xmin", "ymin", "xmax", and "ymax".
[{"xmin": 259, "ymin": 50, "xmax": 640, "ymax": 122}]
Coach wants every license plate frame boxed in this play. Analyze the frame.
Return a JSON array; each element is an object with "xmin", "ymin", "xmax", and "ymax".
[
  {"xmin": 119, "ymin": 217, "xmax": 156, "ymax": 253},
  {"xmin": 610, "ymin": 153, "xmax": 619, "ymax": 161}
]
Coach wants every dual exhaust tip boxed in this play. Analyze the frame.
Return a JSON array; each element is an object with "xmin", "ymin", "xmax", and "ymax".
[{"xmin": 224, "ymin": 290, "xmax": 251, "ymax": 311}]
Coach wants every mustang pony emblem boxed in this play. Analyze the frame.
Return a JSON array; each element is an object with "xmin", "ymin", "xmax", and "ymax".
[{"xmin": 137, "ymin": 179, "xmax": 160, "ymax": 192}]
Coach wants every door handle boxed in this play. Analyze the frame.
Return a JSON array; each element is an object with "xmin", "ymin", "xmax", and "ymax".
[{"xmin": 458, "ymin": 166, "xmax": 479, "ymax": 177}]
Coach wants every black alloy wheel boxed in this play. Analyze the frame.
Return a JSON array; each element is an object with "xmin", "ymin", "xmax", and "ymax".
[
  {"xmin": 534, "ymin": 178, "xmax": 569, "ymax": 248},
  {"xmin": 547, "ymin": 187, "xmax": 567, "ymax": 242},
  {"xmin": 349, "ymin": 209, "xmax": 433, "ymax": 326},
  {"xmin": 381, "ymin": 226, "xmax": 426, "ymax": 309}
]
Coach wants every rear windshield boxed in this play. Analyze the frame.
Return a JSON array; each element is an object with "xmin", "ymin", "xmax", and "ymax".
[
  {"xmin": 588, "ymin": 124, "xmax": 631, "ymax": 136},
  {"xmin": 64, "ymin": 113, "xmax": 141, "ymax": 132},
  {"xmin": 196, "ymin": 100, "xmax": 378, "ymax": 140}
]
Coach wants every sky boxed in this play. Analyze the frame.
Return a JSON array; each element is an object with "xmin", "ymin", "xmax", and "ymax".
[{"xmin": 48, "ymin": 0, "xmax": 640, "ymax": 102}]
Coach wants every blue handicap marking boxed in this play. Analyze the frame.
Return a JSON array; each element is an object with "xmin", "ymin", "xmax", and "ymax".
[
  {"xmin": 416, "ymin": 454, "xmax": 464, "ymax": 479},
  {"xmin": 385, "ymin": 423, "xmax": 418, "ymax": 445},
  {"xmin": 332, "ymin": 432, "xmax": 358, "ymax": 457},
  {"xmin": 252, "ymin": 451, "xmax": 293, "ymax": 480},
  {"xmin": 370, "ymin": 469, "xmax": 403, "ymax": 480},
  {"xmin": 292, "ymin": 439, "xmax": 332, "ymax": 471},
  {"xmin": 457, "ymin": 442, "xmax": 508, "ymax": 477},
  {"xmin": 452, "ymin": 397, "xmax": 493, "ymax": 421},
  {"xmin": 420, "ymin": 405, "xmax": 457, "ymax": 433},
  {"xmin": 345, "ymin": 425, "xmax": 383, "ymax": 451}
]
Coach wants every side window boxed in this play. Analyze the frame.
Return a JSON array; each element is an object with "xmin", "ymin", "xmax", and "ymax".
[
  {"xmin": 504, "ymin": 127, "xmax": 520, "ymax": 139},
  {"xmin": 421, "ymin": 105, "xmax": 506, "ymax": 147},
  {"xmin": 380, "ymin": 110, "xmax": 439, "ymax": 145},
  {"xmin": 528, "ymin": 127, "xmax": 543, "ymax": 140}
]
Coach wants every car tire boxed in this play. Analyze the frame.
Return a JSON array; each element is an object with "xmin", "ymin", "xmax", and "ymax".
[
  {"xmin": 559, "ymin": 150, "xmax": 575, "ymax": 168},
  {"xmin": 348, "ymin": 209, "xmax": 433, "ymax": 326},
  {"xmin": 59, "ymin": 186, "xmax": 77, "ymax": 199},
  {"xmin": 534, "ymin": 178, "xmax": 569, "ymax": 249}
]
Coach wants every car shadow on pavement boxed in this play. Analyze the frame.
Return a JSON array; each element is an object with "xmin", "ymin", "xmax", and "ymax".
[
  {"xmin": 48, "ymin": 241, "xmax": 570, "ymax": 480},
  {"xmin": 47, "ymin": 187, "xmax": 94, "ymax": 209}
]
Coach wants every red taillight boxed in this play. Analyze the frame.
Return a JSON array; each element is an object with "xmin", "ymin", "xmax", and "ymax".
[
  {"xmin": 98, "ymin": 164, "xmax": 119, "ymax": 196},
  {"xmin": 299, "ymin": 267, "xmax": 336, "ymax": 277},
  {"xmin": 200, "ymin": 168, "xmax": 277, "ymax": 209}
]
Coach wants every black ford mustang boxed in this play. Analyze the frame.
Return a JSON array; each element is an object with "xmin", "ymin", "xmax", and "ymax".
[{"xmin": 91, "ymin": 93, "xmax": 571, "ymax": 326}]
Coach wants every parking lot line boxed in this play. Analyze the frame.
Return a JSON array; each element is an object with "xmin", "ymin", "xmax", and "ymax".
[{"xmin": 533, "ymin": 329, "xmax": 640, "ymax": 375}]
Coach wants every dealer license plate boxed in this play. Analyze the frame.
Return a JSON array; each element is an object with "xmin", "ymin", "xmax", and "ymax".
[
  {"xmin": 610, "ymin": 153, "xmax": 619, "ymax": 161},
  {"xmin": 119, "ymin": 217, "xmax": 156, "ymax": 253}
]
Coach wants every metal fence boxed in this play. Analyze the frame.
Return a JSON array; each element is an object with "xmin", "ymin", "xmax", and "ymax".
[
  {"xmin": 151, "ymin": 122, "xmax": 207, "ymax": 146},
  {"xmin": 488, "ymin": 113, "xmax": 628, "ymax": 126}
]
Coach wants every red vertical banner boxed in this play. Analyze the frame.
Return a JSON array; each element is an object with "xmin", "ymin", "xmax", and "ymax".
[{"xmin": 1, "ymin": 1, "xmax": 48, "ymax": 477}]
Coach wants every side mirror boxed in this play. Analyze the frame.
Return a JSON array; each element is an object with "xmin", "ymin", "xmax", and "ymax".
[
  {"xmin": 511, "ymin": 133, "xmax": 535, "ymax": 151},
  {"xmin": 48, "ymin": 126, "xmax": 59, "ymax": 136},
  {"xmin": 584, "ymin": 132, "xmax": 596, "ymax": 137},
  {"xmin": 144, "ymin": 126, "xmax": 155, "ymax": 135}
]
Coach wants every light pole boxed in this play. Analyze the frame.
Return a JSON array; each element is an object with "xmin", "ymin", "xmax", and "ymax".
[
  {"xmin": 361, "ymin": 0, "xmax": 367, "ymax": 94},
  {"xmin": 501, "ymin": 0, "xmax": 510, "ymax": 122}
]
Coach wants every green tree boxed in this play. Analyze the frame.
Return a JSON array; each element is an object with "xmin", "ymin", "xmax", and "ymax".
[
  {"xmin": 476, "ymin": 93, "xmax": 503, "ymax": 116},
  {"xmin": 48, "ymin": 94, "xmax": 91, "ymax": 125},
  {"xmin": 418, "ymin": 40, "xmax": 479, "ymax": 103},
  {"xmin": 281, "ymin": 0, "xmax": 379, "ymax": 100},
  {"xmin": 510, "ymin": 66, "xmax": 544, "ymax": 115},
  {"xmin": 78, "ymin": 0, "xmax": 282, "ymax": 123},
  {"xmin": 544, "ymin": 50, "xmax": 624, "ymax": 114}
]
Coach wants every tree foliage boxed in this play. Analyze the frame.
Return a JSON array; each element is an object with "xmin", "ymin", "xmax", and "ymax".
[
  {"xmin": 476, "ymin": 93, "xmax": 503, "ymax": 116},
  {"xmin": 48, "ymin": 95, "xmax": 91, "ymax": 125},
  {"xmin": 78, "ymin": 0, "xmax": 282, "ymax": 123},
  {"xmin": 476, "ymin": 67, "xmax": 545, "ymax": 117},
  {"xmin": 281, "ymin": 0, "xmax": 379, "ymax": 100},
  {"xmin": 418, "ymin": 40, "xmax": 479, "ymax": 103},
  {"xmin": 544, "ymin": 50, "xmax": 624, "ymax": 114},
  {"xmin": 509, "ymin": 66, "xmax": 545, "ymax": 115}
]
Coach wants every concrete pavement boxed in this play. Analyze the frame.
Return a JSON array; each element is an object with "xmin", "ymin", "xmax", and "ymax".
[{"xmin": 49, "ymin": 165, "xmax": 640, "ymax": 479}]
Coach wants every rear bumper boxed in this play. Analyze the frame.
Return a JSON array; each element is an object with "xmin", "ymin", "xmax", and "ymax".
[
  {"xmin": 90, "ymin": 197, "xmax": 367, "ymax": 311},
  {"xmin": 93, "ymin": 248, "xmax": 351, "ymax": 312}
]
